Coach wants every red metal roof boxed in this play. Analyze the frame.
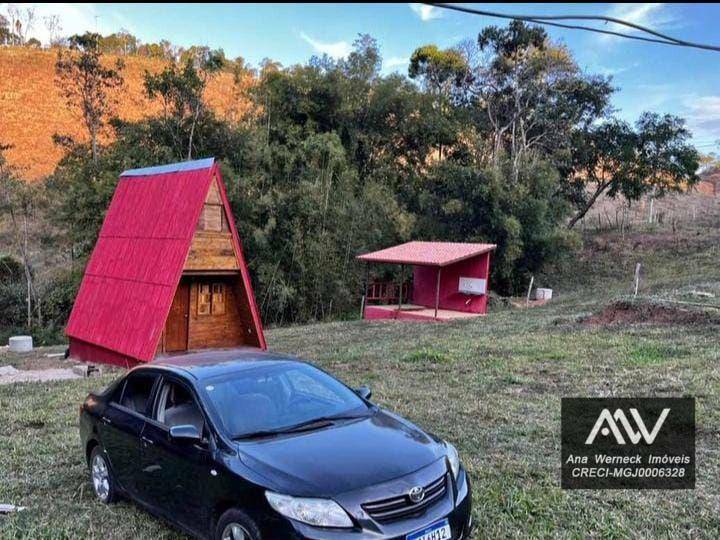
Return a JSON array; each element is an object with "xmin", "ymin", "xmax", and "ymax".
[
  {"xmin": 357, "ymin": 241, "xmax": 496, "ymax": 267},
  {"xmin": 65, "ymin": 159, "xmax": 266, "ymax": 362}
]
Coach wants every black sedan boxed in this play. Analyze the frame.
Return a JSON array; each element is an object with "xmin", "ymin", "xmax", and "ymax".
[{"xmin": 79, "ymin": 349, "xmax": 472, "ymax": 539}]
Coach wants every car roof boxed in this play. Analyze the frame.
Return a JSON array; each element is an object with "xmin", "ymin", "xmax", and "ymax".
[{"xmin": 137, "ymin": 347, "xmax": 302, "ymax": 381}]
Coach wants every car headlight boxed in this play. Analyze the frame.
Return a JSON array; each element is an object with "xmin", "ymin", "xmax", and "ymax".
[
  {"xmin": 265, "ymin": 491, "xmax": 353, "ymax": 528},
  {"xmin": 444, "ymin": 441, "xmax": 461, "ymax": 480}
]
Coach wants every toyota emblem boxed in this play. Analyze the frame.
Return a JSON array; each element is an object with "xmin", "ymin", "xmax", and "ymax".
[{"xmin": 408, "ymin": 486, "xmax": 425, "ymax": 504}]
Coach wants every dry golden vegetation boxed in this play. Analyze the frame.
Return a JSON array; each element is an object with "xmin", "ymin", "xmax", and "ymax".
[{"xmin": 0, "ymin": 47, "xmax": 255, "ymax": 181}]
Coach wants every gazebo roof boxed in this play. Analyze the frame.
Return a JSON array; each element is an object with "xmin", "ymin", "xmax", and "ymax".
[{"xmin": 357, "ymin": 241, "xmax": 496, "ymax": 267}]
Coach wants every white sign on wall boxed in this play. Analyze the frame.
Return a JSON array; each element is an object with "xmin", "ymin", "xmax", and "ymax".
[{"xmin": 458, "ymin": 277, "xmax": 487, "ymax": 295}]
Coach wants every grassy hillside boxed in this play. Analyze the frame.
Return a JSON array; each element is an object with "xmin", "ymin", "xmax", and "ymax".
[
  {"xmin": 0, "ymin": 47, "xmax": 254, "ymax": 181},
  {"xmin": 1, "ymin": 219, "xmax": 719, "ymax": 538}
]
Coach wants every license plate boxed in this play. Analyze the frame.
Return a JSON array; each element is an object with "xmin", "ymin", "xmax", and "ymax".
[{"xmin": 407, "ymin": 518, "xmax": 451, "ymax": 540}]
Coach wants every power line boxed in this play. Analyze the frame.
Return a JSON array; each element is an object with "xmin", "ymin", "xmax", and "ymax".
[{"xmin": 428, "ymin": 3, "xmax": 720, "ymax": 53}]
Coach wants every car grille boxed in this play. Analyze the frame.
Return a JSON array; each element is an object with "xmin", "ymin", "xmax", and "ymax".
[{"xmin": 362, "ymin": 473, "xmax": 448, "ymax": 523}]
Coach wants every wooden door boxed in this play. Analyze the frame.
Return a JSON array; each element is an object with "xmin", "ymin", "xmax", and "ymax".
[{"xmin": 165, "ymin": 282, "xmax": 189, "ymax": 352}]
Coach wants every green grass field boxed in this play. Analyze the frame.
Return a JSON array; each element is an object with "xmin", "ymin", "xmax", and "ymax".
[{"xmin": 1, "ymin": 221, "xmax": 719, "ymax": 539}]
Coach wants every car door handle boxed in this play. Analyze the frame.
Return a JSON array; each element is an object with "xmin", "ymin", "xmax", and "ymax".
[{"xmin": 141, "ymin": 436, "xmax": 154, "ymax": 446}]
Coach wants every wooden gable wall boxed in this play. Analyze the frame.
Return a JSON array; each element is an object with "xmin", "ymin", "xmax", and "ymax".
[
  {"xmin": 187, "ymin": 276, "xmax": 248, "ymax": 349},
  {"xmin": 157, "ymin": 174, "xmax": 263, "ymax": 354},
  {"xmin": 184, "ymin": 176, "xmax": 239, "ymax": 272}
]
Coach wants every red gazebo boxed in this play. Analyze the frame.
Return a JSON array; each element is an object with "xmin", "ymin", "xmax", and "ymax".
[{"xmin": 357, "ymin": 241, "xmax": 496, "ymax": 322}]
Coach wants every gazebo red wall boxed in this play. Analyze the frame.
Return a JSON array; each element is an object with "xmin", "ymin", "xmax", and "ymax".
[{"xmin": 412, "ymin": 252, "xmax": 490, "ymax": 314}]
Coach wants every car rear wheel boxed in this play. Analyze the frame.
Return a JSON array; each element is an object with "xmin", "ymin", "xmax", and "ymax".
[
  {"xmin": 216, "ymin": 508, "xmax": 261, "ymax": 540},
  {"xmin": 90, "ymin": 446, "xmax": 117, "ymax": 503}
]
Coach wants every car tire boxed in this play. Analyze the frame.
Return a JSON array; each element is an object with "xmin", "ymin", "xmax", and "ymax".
[
  {"xmin": 89, "ymin": 446, "xmax": 117, "ymax": 504},
  {"xmin": 215, "ymin": 508, "xmax": 262, "ymax": 540}
]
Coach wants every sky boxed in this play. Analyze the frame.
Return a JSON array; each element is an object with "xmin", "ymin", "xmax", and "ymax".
[{"xmin": 4, "ymin": 2, "xmax": 720, "ymax": 154}]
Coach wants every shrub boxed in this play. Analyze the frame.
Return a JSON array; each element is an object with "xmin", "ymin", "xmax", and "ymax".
[{"xmin": 402, "ymin": 347, "xmax": 451, "ymax": 363}]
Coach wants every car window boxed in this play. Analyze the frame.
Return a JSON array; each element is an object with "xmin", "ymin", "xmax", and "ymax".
[
  {"xmin": 108, "ymin": 379, "xmax": 126, "ymax": 404},
  {"xmin": 120, "ymin": 373, "xmax": 158, "ymax": 415},
  {"xmin": 202, "ymin": 363, "xmax": 368, "ymax": 439},
  {"xmin": 285, "ymin": 369, "xmax": 344, "ymax": 405},
  {"xmin": 155, "ymin": 380, "xmax": 205, "ymax": 434}
]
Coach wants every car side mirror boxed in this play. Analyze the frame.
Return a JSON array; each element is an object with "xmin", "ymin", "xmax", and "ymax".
[
  {"xmin": 169, "ymin": 424, "xmax": 202, "ymax": 443},
  {"xmin": 355, "ymin": 385, "xmax": 372, "ymax": 400}
]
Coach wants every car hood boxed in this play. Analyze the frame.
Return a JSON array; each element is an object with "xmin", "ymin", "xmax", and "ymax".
[{"xmin": 236, "ymin": 409, "xmax": 446, "ymax": 496}]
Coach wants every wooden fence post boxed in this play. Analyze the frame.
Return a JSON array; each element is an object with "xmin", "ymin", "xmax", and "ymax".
[{"xmin": 526, "ymin": 275, "xmax": 535, "ymax": 307}]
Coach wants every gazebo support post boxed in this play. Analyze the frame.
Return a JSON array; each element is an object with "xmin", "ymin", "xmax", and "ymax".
[
  {"xmin": 397, "ymin": 264, "xmax": 404, "ymax": 311},
  {"xmin": 362, "ymin": 263, "xmax": 370, "ymax": 318},
  {"xmin": 434, "ymin": 267, "xmax": 442, "ymax": 319}
]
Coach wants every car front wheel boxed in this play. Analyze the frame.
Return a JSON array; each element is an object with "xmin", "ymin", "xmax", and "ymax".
[
  {"xmin": 215, "ymin": 508, "xmax": 262, "ymax": 540},
  {"xmin": 90, "ymin": 446, "xmax": 117, "ymax": 503}
]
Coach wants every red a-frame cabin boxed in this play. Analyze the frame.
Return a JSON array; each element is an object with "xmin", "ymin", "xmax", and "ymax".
[{"xmin": 66, "ymin": 158, "xmax": 266, "ymax": 368}]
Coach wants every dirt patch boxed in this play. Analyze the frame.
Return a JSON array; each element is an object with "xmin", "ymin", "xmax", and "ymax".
[
  {"xmin": 582, "ymin": 301, "xmax": 718, "ymax": 327},
  {"xmin": 0, "ymin": 365, "xmax": 81, "ymax": 385},
  {"xmin": 0, "ymin": 346, "xmax": 69, "ymax": 370},
  {"xmin": 509, "ymin": 298, "xmax": 548, "ymax": 309},
  {"xmin": 4, "ymin": 354, "xmax": 71, "ymax": 371}
]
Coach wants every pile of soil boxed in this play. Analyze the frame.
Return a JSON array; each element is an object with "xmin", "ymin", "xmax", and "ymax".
[{"xmin": 582, "ymin": 301, "xmax": 718, "ymax": 327}]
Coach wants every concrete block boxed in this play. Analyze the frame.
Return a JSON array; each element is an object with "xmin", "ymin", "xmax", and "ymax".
[{"xmin": 8, "ymin": 336, "xmax": 33, "ymax": 353}]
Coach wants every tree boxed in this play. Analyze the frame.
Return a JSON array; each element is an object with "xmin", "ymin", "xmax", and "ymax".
[
  {"xmin": 144, "ymin": 48, "xmax": 225, "ymax": 159},
  {"xmin": 0, "ymin": 13, "xmax": 21, "ymax": 45},
  {"xmin": 408, "ymin": 44, "xmax": 469, "ymax": 160},
  {"xmin": 5, "ymin": 4, "xmax": 35, "ymax": 45},
  {"xmin": 565, "ymin": 114, "xmax": 699, "ymax": 228},
  {"xmin": 229, "ymin": 130, "xmax": 408, "ymax": 323},
  {"xmin": 55, "ymin": 33, "xmax": 125, "ymax": 162},
  {"xmin": 341, "ymin": 34, "xmax": 381, "ymax": 82},
  {"xmin": 98, "ymin": 30, "xmax": 139, "ymax": 55},
  {"xmin": 138, "ymin": 39, "xmax": 177, "ymax": 60},
  {"xmin": 699, "ymin": 152, "xmax": 720, "ymax": 170},
  {"xmin": 409, "ymin": 44, "xmax": 468, "ymax": 98},
  {"xmin": 0, "ymin": 144, "xmax": 45, "ymax": 327},
  {"xmin": 469, "ymin": 21, "xmax": 613, "ymax": 174},
  {"xmin": 226, "ymin": 56, "xmax": 258, "ymax": 124},
  {"xmin": 43, "ymin": 14, "xmax": 62, "ymax": 46},
  {"xmin": 45, "ymin": 143, "xmax": 127, "ymax": 257}
]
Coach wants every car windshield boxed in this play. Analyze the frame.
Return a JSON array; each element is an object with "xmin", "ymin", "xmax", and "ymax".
[{"xmin": 201, "ymin": 362, "xmax": 369, "ymax": 439}]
